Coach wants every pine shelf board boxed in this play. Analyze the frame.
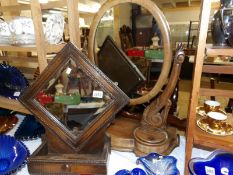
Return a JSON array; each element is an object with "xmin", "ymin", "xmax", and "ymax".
[
  {"xmin": 0, "ymin": 43, "xmax": 65, "ymax": 53},
  {"xmin": 199, "ymin": 88, "xmax": 233, "ymax": 98},
  {"xmin": 202, "ymin": 65, "xmax": 233, "ymax": 74},
  {"xmin": 206, "ymin": 44, "xmax": 233, "ymax": 56},
  {"xmin": 0, "ymin": 45, "xmax": 37, "ymax": 52},
  {"xmin": 0, "ymin": 96, "xmax": 31, "ymax": 114},
  {"xmin": 194, "ymin": 126, "xmax": 233, "ymax": 151}
]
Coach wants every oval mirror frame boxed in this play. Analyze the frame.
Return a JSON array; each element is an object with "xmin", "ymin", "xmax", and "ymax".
[{"xmin": 88, "ymin": 0, "xmax": 172, "ymax": 105}]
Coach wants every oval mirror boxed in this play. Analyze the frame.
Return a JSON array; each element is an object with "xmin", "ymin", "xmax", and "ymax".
[{"xmin": 88, "ymin": 0, "xmax": 172, "ymax": 105}]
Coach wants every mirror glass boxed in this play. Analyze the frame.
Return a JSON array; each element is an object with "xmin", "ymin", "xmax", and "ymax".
[
  {"xmin": 94, "ymin": 3, "xmax": 164, "ymax": 98},
  {"xmin": 35, "ymin": 59, "xmax": 111, "ymax": 135}
]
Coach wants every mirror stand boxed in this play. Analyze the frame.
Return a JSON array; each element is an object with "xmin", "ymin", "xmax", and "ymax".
[
  {"xmin": 107, "ymin": 45, "xmax": 185, "ymax": 156},
  {"xmin": 20, "ymin": 42, "xmax": 129, "ymax": 174},
  {"xmin": 28, "ymin": 128, "xmax": 110, "ymax": 174}
]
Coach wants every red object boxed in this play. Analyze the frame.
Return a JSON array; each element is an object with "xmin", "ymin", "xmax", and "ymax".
[
  {"xmin": 36, "ymin": 91, "xmax": 53, "ymax": 106},
  {"xmin": 127, "ymin": 49, "xmax": 144, "ymax": 57}
]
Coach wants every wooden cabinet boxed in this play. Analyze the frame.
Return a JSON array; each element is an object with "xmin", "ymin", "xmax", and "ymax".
[
  {"xmin": 0, "ymin": 0, "xmax": 80, "ymax": 114},
  {"xmin": 185, "ymin": 0, "xmax": 233, "ymax": 174}
]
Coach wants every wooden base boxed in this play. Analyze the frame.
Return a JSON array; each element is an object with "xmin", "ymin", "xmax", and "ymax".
[
  {"xmin": 106, "ymin": 117, "xmax": 179, "ymax": 155},
  {"xmin": 28, "ymin": 136, "xmax": 110, "ymax": 175},
  {"xmin": 134, "ymin": 126, "xmax": 179, "ymax": 156},
  {"xmin": 106, "ymin": 117, "xmax": 140, "ymax": 151}
]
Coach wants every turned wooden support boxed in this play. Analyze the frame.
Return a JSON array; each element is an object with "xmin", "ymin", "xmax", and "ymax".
[{"xmin": 142, "ymin": 44, "xmax": 185, "ymax": 128}]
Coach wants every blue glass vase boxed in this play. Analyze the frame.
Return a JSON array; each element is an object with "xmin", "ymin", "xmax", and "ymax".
[
  {"xmin": 189, "ymin": 149, "xmax": 233, "ymax": 175},
  {"xmin": 115, "ymin": 168, "xmax": 146, "ymax": 175},
  {"xmin": 137, "ymin": 152, "xmax": 180, "ymax": 175}
]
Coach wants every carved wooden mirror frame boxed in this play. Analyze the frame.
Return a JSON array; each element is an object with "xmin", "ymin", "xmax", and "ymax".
[
  {"xmin": 88, "ymin": 0, "xmax": 172, "ymax": 105},
  {"xmin": 20, "ymin": 42, "xmax": 129, "ymax": 152}
]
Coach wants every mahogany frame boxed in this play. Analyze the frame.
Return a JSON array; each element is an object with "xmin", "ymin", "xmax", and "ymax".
[{"xmin": 20, "ymin": 42, "xmax": 129, "ymax": 152}]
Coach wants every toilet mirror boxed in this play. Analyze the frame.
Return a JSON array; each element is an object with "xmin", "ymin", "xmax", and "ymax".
[{"xmin": 88, "ymin": 0, "xmax": 172, "ymax": 105}]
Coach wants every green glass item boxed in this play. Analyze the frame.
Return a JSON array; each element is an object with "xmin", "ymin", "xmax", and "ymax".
[
  {"xmin": 145, "ymin": 49, "xmax": 164, "ymax": 60},
  {"xmin": 55, "ymin": 93, "xmax": 81, "ymax": 105}
]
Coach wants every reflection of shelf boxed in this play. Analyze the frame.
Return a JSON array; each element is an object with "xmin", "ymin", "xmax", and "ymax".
[
  {"xmin": 0, "ymin": 96, "xmax": 31, "ymax": 114},
  {"xmin": 67, "ymin": 101, "xmax": 105, "ymax": 109},
  {"xmin": 194, "ymin": 126, "xmax": 233, "ymax": 151},
  {"xmin": 148, "ymin": 58, "xmax": 163, "ymax": 63}
]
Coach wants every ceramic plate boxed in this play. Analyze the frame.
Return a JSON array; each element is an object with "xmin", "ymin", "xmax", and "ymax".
[
  {"xmin": 197, "ymin": 117, "xmax": 233, "ymax": 136},
  {"xmin": 196, "ymin": 106, "xmax": 226, "ymax": 117},
  {"xmin": 0, "ymin": 135, "xmax": 30, "ymax": 175}
]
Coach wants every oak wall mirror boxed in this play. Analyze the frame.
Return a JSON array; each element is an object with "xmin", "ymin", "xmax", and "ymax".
[
  {"xmin": 20, "ymin": 42, "xmax": 129, "ymax": 152},
  {"xmin": 88, "ymin": 0, "xmax": 173, "ymax": 105}
]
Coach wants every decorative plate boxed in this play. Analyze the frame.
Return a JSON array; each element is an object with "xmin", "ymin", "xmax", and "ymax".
[
  {"xmin": 115, "ymin": 168, "xmax": 146, "ymax": 175},
  {"xmin": 197, "ymin": 117, "xmax": 233, "ymax": 136},
  {"xmin": 196, "ymin": 106, "xmax": 226, "ymax": 117},
  {"xmin": 14, "ymin": 115, "xmax": 45, "ymax": 140},
  {"xmin": 44, "ymin": 14, "xmax": 65, "ymax": 44},
  {"xmin": 136, "ymin": 152, "xmax": 180, "ymax": 175},
  {"xmin": 0, "ymin": 115, "xmax": 18, "ymax": 134},
  {"xmin": 0, "ymin": 63, "xmax": 29, "ymax": 99},
  {"xmin": 0, "ymin": 135, "xmax": 30, "ymax": 175},
  {"xmin": 189, "ymin": 149, "xmax": 233, "ymax": 175}
]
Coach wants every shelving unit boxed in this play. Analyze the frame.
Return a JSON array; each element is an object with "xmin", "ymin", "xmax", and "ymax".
[
  {"xmin": 0, "ymin": 0, "xmax": 80, "ymax": 114},
  {"xmin": 185, "ymin": 0, "xmax": 233, "ymax": 174}
]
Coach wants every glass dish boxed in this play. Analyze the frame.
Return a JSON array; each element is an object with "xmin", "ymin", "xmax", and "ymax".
[
  {"xmin": 0, "ymin": 36, "xmax": 11, "ymax": 45},
  {"xmin": 189, "ymin": 149, "xmax": 233, "ymax": 175},
  {"xmin": 0, "ymin": 63, "xmax": 29, "ymax": 99},
  {"xmin": 115, "ymin": 168, "xmax": 146, "ymax": 175},
  {"xmin": 0, "ymin": 135, "xmax": 30, "ymax": 175},
  {"xmin": 10, "ymin": 34, "xmax": 35, "ymax": 46},
  {"xmin": 14, "ymin": 115, "xmax": 45, "ymax": 140},
  {"xmin": 0, "ymin": 115, "xmax": 18, "ymax": 134},
  {"xmin": 44, "ymin": 14, "xmax": 65, "ymax": 44},
  {"xmin": 136, "ymin": 152, "xmax": 180, "ymax": 175}
]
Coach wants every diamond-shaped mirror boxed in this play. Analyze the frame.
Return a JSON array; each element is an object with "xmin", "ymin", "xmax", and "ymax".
[{"xmin": 20, "ymin": 42, "xmax": 129, "ymax": 151}]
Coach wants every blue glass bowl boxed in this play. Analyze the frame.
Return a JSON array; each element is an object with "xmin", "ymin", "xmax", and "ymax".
[
  {"xmin": 0, "ymin": 63, "xmax": 28, "ymax": 99},
  {"xmin": 136, "ymin": 152, "xmax": 180, "ymax": 175},
  {"xmin": 115, "ymin": 168, "xmax": 146, "ymax": 175},
  {"xmin": 189, "ymin": 149, "xmax": 233, "ymax": 175},
  {"xmin": 0, "ymin": 135, "xmax": 29, "ymax": 175},
  {"xmin": 14, "ymin": 115, "xmax": 45, "ymax": 140}
]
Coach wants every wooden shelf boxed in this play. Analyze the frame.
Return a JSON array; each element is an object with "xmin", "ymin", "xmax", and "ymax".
[
  {"xmin": 0, "ymin": 45, "xmax": 37, "ymax": 52},
  {"xmin": 0, "ymin": 0, "xmax": 79, "ymax": 115},
  {"xmin": 206, "ymin": 44, "xmax": 233, "ymax": 56},
  {"xmin": 0, "ymin": 96, "xmax": 31, "ymax": 114},
  {"xmin": 184, "ymin": 0, "xmax": 233, "ymax": 174},
  {"xmin": 200, "ymin": 88, "xmax": 233, "ymax": 98},
  {"xmin": 194, "ymin": 126, "xmax": 233, "ymax": 151},
  {"xmin": 202, "ymin": 65, "xmax": 233, "ymax": 74},
  {"xmin": 0, "ymin": 43, "xmax": 65, "ymax": 53},
  {"xmin": 0, "ymin": 4, "xmax": 30, "ymax": 12}
]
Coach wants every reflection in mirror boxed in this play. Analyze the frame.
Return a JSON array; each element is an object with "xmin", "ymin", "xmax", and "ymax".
[
  {"xmin": 35, "ymin": 59, "xmax": 111, "ymax": 135},
  {"xmin": 95, "ymin": 3, "xmax": 164, "ymax": 98}
]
